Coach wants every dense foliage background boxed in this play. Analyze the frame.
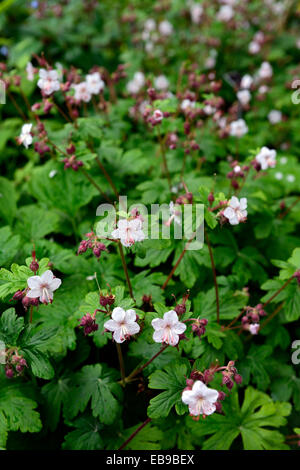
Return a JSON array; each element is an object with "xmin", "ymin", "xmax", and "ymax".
[{"xmin": 0, "ymin": 0, "xmax": 299, "ymax": 451}]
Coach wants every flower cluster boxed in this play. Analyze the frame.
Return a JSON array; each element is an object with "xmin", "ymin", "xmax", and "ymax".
[
  {"xmin": 4, "ymin": 349, "xmax": 28, "ymax": 379},
  {"xmin": 241, "ymin": 304, "xmax": 267, "ymax": 335},
  {"xmin": 77, "ymin": 231, "xmax": 108, "ymax": 258},
  {"xmin": 182, "ymin": 360, "xmax": 242, "ymax": 418}
]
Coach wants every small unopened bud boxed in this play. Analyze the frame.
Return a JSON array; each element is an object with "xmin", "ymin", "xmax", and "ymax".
[{"xmin": 30, "ymin": 260, "xmax": 39, "ymax": 273}]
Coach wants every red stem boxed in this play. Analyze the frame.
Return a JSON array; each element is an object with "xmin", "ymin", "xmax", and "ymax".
[{"xmin": 118, "ymin": 418, "xmax": 152, "ymax": 451}]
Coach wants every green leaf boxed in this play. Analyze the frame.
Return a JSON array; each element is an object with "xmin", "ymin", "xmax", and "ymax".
[
  {"xmin": 62, "ymin": 415, "xmax": 104, "ymax": 450},
  {"xmin": 147, "ymin": 360, "xmax": 190, "ymax": 419},
  {"xmin": 0, "ymin": 308, "xmax": 24, "ymax": 345},
  {"xmin": 187, "ymin": 387, "xmax": 291, "ymax": 450},
  {"xmin": 0, "ymin": 226, "xmax": 20, "ymax": 266},
  {"xmin": 0, "ymin": 177, "xmax": 17, "ymax": 224},
  {"xmin": 0, "ymin": 264, "xmax": 32, "ymax": 300},
  {"xmin": 65, "ymin": 364, "xmax": 123, "ymax": 425}
]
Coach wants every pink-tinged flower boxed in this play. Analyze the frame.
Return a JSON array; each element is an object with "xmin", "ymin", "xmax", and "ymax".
[
  {"xmin": 217, "ymin": 5, "xmax": 234, "ymax": 22},
  {"xmin": 27, "ymin": 270, "xmax": 62, "ymax": 304},
  {"xmin": 255, "ymin": 146, "xmax": 276, "ymax": 170},
  {"xmin": 18, "ymin": 123, "xmax": 33, "ymax": 149},
  {"xmin": 268, "ymin": 110, "xmax": 282, "ymax": 124},
  {"xmin": 249, "ymin": 323, "xmax": 260, "ymax": 335},
  {"xmin": 151, "ymin": 310, "xmax": 186, "ymax": 346},
  {"xmin": 258, "ymin": 61, "xmax": 273, "ymax": 80},
  {"xmin": 151, "ymin": 109, "xmax": 164, "ymax": 124},
  {"xmin": 181, "ymin": 99, "xmax": 196, "ymax": 112},
  {"xmin": 104, "ymin": 307, "xmax": 140, "ymax": 343},
  {"xmin": 73, "ymin": 82, "xmax": 92, "ymax": 102},
  {"xmin": 240, "ymin": 74, "xmax": 253, "ymax": 89},
  {"xmin": 111, "ymin": 218, "xmax": 145, "ymax": 247},
  {"xmin": 190, "ymin": 3, "xmax": 203, "ymax": 24},
  {"xmin": 165, "ymin": 201, "xmax": 181, "ymax": 226},
  {"xmin": 26, "ymin": 62, "xmax": 35, "ymax": 81},
  {"xmin": 223, "ymin": 196, "xmax": 247, "ymax": 225},
  {"xmin": 229, "ymin": 119, "xmax": 248, "ymax": 137},
  {"xmin": 37, "ymin": 69, "xmax": 60, "ymax": 95},
  {"xmin": 158, "ymin": 20, "xmax": 173, "ymax": 36},
  {"xmin": 237, "ymin": 89, "xmax": 251, "ymax": 106},
  {"xmin": 182, "ymin": 381, "xmax": 219, "ymax": 416},
  {"xmin": 248, "ymin": 41, "xmax": 260, "ymax": 54},
  {"xmin": 86, "ymin": 72, "xmax": 105, "ymax": 95},
  {"xmin": 154, "ymin": 75, "xmax": 169, "ymax": 90}
]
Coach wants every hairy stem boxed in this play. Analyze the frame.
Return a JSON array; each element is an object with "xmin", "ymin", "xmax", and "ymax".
[
  {"xmin": 161, "ymin": 235, "xmax": 196, "ymax": 290},
  {"xmin": 95, "ymin": 156, "xmax": 119, "ymax": 200},
  {"xmin": 118, "ymin": 418, "xmax": 152, "ymax": 450},
  {"xmin": 81, "ymin": 168, "xmax": 112, "ymax": 203},
  {"xmin": 124, "ymin": 344, "xmax": 168, "ymax": 384},
  {"xmin": 262, "ymin": 276, "xmax": 294, "ymax": 308}
]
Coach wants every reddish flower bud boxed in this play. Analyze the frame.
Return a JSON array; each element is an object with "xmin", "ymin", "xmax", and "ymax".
[
  {"xmin": 234, "ymin": 374, "xmax": 243, "ymax": 384},
  {"xmin": 13, "ymin": 290, "xmax": 24, "ymax": 301},
  {"xmin": 30, "ymin": 260, "xmax": 39, "ymax": 273}
]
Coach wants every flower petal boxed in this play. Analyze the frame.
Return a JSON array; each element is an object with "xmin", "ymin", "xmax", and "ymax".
[
  {"xmin": 125, "ymin": 309, "xmax": 137, "ymax": 323},
  {"xmin": 172, "ymin": 322, "xmax": 186, "ymax": 334},
  {"xmin": 182, "ymin": 389, "xmax": 195, "ymax": 405},
  {"xmin": 49, "ymin": 277, "xmax": 61, "ymax": 291},
  {"xmin": 111, "ymin": 307, "xmax": 125, "ymax": 323},
  {"xmin": 151, "ymin": 318, "xmax": 165, "ymax": 330},
  {"xmin": 41, "ymin": 270, "xmax": 54, "ymax": 284},
  {"xmin": 26, "ymin": 288, "xmax": 41, "ymax": 298},
  {"xmin": 104, "ymin": 319, "xmax": 118, "ymax": 332},
  {"xmin": 163, "ymin": 310, "xmax": 179, "ymax": 326},
  {"xmin": 126, "ymin": 322, "xmax": 140, "ymax": 336},
  {"xmin": 27, "ymin": 276, "xmax": 41, "ymax": 289},
  {"xmin": 202, "ymin": 400, "xmax": 216, "ymax": 415},
  {"xmin": 153, "ymin": 329, "xmax": 164, "ymax": 343},
  {"xmin": 113, "ymin": 328, "xmax": 125, "ymax": 343}
]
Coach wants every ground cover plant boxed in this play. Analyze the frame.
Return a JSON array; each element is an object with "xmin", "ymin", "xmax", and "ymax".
[{"xmin": 0, "ymin": 0, "xmax": 300, "ymax": 451}]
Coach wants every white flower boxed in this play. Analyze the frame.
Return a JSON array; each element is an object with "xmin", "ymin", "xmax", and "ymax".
[
  {"xmin": 275, "ymin": 172, "xmax": 283, "ymax": 180},
  {"xmin": 182, "ymin": 381, "xmax": 219, "ymax": 416},
  {"xmin": 280, "ymin": 157, "xmax": 288, "ymax": 164},
  {"xmin": 27, "ymin": 270, "xmax": 62, "ymax": 304},
  {"xmin": 255, "ymin": 146, "xmax": 276, "ymax": 170},
  {"xmin": 287, "ymin": 174, "xmax": 295, "ymax": 183},
  {"xmin": 37, "ymin": 68, "xmax": 60, "ymax": 95},
  {"xmin": 49, "ymin": 170, "xmax": 57, "ymax": 178},
  {"xmin": 248, "ymin": 41, "xmax": 260, "ymax": 54},
  {"xmin": 258, "ymin": 85, "xmax": 268, "ymax": 94},
  {"xmin": 152, "ymin": 109, "xmax": 164, "ymax": 123},
  {"xmin": 73, "ymin": 82, "xmax": 92, "ymax": 102},
  {"xmin": 217, "ymin": 5, "xmax": 234, "ymax": 22},
  {"xmin": 152, "ymin": 310, "xmax": 186, "ymax": 346},
  {"xmin": 165, "ymin": 201, "xmax": 182, "ymax": 226},
  {"xmin": 111, "ymin": 218, "xmax": 145, "ymax": 247},
  {"xmin": 18, "ymin": 123, "xmax": 33, "ymax": 149},
  {"xmin": 144, "ymin": 18, "xmax": 156, "ymax": 32},
  {"xmin": 237, "ymin": 89, "xmax": 251, "ymax": 106},
  {"xmin": 158, "ymin": 20, "xmax": 173, "ymax": 36},
  {"xmin": 249, "ymin": 323, "xmax": 260, "ymax": 335},
  {"xmin": 203, "ymin": 104, "xmax": 216, "ymax": 115},
  {"xmin": 104, "ymin": 307, "xmax": 140, "ymax": 343},
  {"xmin": 26, "ymin": 62, "xmax": 35, "ymax": 81},
  {"xmin": 268, "ymin": 110, "xmax": 282, "ymax": 124},
  {"xmin": 224, "ymin": 196, "xmax": 247, "ymax": 225},
  {"xmin": 190, "ymin": 3, "xmax": 203, "ymax": 24},
  {"xmin": 127, "ymin": 72, "xmax": 145, "ymax": 94},
  {"xmin": 240, "ymin": 74, "xmax": 253, "ymax": 89},
  {"xmin": 205, "ymin": 56, "xmax": 216, "ymax": 69},
  {"xmin": 154, "ymin": 75, "xmax": 169, "ymax": 90},
  {"xmin": 181, "ymin": 99, "xmax": 196, "ymax": 112},
  {"xmin": 86, "ymin": 72, "xmax": 105, "ymax": 95},
  {"xmin": 229, "ymin": 119, "xmax": 248, "ymax": 137},
  {"xmin": 258, "ymin": 61, "xmax": 273, "ymax": 80}
]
